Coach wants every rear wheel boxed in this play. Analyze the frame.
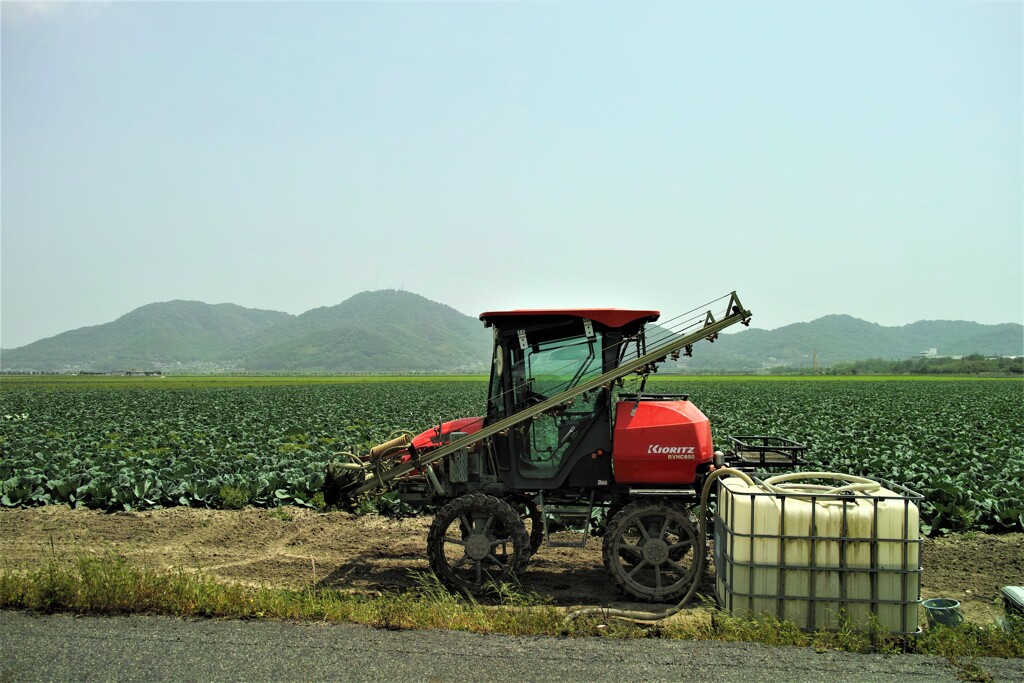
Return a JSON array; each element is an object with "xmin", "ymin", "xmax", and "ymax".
[
  {"xmin": 602, "ymin": 499, "xmax": 699, "ymax": 602},
  {"xmin": 427, "ymin": 494, "xmax": 530, "ymax": 595}
]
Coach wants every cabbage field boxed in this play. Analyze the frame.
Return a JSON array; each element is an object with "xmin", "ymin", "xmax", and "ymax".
[{"xmin": 1, "ymin": 377, "xmax": 1021, "ymax": 535}]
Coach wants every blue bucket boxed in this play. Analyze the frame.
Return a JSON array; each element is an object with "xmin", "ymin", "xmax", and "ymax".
[{"xmin": 922, "ymin": 598, "xmax": 964, "ymax": 628}]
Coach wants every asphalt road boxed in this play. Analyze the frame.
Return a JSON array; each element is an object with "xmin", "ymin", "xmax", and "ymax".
[{"xmin": 1, "ymin": 611, "xmax": 1022, "ymax": 683}]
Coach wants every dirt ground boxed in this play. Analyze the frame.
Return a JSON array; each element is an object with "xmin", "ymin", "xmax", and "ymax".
[{"xmin": 1, "ymin": 506, "xmax": 1021, "ymax": 624}]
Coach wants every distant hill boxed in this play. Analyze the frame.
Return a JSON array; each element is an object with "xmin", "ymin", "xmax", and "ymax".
[
  {"xmin": 667, "ymin": 315, "xmax": 1024, "ymax": 372},
  {"xmin": 239, "ymin": 290, "xmax": 491, "ymax": 373},
  {"xmin": 0, "ymin": 291, "xmax": 491, "ymax": 373},
  {"xmin": 0, "ymin": 301, "xmax": 292, "ymax": 373},
  {"xmin": 1, "ymin": 294, "xmax": 1020, "ymax": 373}
]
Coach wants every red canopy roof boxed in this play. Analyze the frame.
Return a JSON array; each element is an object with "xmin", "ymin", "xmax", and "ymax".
[{"xmin": 479, "ymin": 308, "xmax": 660, "ymax": 329}]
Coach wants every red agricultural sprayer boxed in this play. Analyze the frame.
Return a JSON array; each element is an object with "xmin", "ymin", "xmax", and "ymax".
[{"xmin": 324, "ymin": 291, "xmax": 922, "ymax": 634}]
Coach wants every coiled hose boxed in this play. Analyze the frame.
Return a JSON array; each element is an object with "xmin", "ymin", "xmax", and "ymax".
[
  {"xmin": 325, "ymin": 431, "xmax": 417, "ymax": 505},
  {"xmin": 330, "ymin": 431, "xmax": 416, "ymax": 470}
]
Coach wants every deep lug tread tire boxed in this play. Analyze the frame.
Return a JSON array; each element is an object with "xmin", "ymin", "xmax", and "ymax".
[
  {"xmin": 602, "ymin": 499, "xmax": 699, "ymax": 603},
  {"xmin": 427, "ymin": 493, "xmax": 530, "ymax": 596}
]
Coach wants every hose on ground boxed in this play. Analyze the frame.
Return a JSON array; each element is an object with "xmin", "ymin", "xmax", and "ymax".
[{"xmin": 565, "ymin": 467, "xmax": 755, "ymax": 625}]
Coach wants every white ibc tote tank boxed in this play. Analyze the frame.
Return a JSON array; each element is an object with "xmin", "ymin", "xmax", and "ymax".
[{"xmin": 714, "ymin": 472, "xmax": 922, "ymax": 634}]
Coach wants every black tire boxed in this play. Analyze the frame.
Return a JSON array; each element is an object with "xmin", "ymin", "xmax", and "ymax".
[
  {"xmin": 602, "ymin": 499, "xmax": 699, "ymax": 602},
  {"xmin": 427, "ymin": 494, "xmax": 530, "ymax": 595}
]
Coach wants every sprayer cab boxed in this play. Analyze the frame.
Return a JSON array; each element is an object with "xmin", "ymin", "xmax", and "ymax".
[
  {"xmin": 369, "ymin": 308, "xmax": 717, "ymax": 498},
  {"xmin": 475, "ymin": 309, "xmax": 734, "ymax": 494}
]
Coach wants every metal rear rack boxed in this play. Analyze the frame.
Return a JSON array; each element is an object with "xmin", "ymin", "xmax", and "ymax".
[{"xmin": 728, "ymin": 435, "xmax": 806, "ymax": 466}]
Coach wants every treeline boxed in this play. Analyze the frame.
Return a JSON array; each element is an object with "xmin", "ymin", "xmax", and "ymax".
[{"xmin": 818, "ymin": 355, "xmax": 1023, "ymax": 376}]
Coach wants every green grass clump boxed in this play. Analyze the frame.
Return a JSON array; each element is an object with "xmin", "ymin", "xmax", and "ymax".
[
  {"xmin": 656, "ymin": 607, "xmax": 1023, "ymax": 662},
  {"xmin": 0, "ymin": 556, "xmax": 570, "ymax": 636},
  {"xmin": 913, "ymin": 618, "xmax": 1024, "ymax": 659},
  {"xmin": 266, "ymin": 507, "xmax": 293, "ymax": 522},
  {"xmin": 217, "ymin": 485, "xmax": 249, "ymax": 510},
  {"xmin": 657, "ymin": 609, "xmax": 899, "ymax": 654}
]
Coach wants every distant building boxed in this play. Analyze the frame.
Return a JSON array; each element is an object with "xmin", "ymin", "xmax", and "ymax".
[{"xmin": 920, "ymin": 348, "xmax": 939, "ymax": 358}]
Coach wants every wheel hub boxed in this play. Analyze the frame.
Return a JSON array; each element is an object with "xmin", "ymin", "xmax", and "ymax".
[
  {"xmin": 643, "ymin": 539, "xmax": 669, "ymax": 565},
  {"xmin": 465, "ymin": 534, "xmax": 491, "ymax": 561}
]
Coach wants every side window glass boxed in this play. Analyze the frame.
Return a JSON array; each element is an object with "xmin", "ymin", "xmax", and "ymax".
[
  {"xmin": 519, "ymin": 334, "xmax": 604, "ymax": 475},
  {"xmin": 487, "ymin": 343, "xmax": 505, "ymax": 418}
]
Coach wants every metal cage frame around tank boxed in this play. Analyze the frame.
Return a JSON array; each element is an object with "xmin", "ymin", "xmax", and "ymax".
[{"xmin": 713, "ymin": 474, "xmax": 924, "ymax": 635}]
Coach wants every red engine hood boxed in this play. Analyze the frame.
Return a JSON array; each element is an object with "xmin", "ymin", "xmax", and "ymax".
[
  {"xmin": 410, "ymin": 417, "xmax": 485, "ymax": 453},
  {"xmin": 612, "ymin": 399, "xmax": 713, "ymax": 485}
]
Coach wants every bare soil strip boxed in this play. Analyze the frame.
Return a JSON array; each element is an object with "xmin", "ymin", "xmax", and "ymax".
[{"xmin": 2, "ymin": 507, "xmax": 1020, "ymax": 623}]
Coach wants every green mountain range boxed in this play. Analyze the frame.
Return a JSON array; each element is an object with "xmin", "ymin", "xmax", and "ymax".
[
  {"xmin": 0, "ymin": 301, "xmax": 292, "ymax": 373},
  {"xmin": 658, "ymin": 315, "xmax": 1023, "ymax": 372},
  {"xmin": 235, "ymin": 291, "xmax": 490, "ymax": 373},
  {"xmin": 0, "ymin": 291, "xmax": 491, "ymax": 373},
  {"xmin": 1, "ymin": 291, "xmax": 1020, "ymax": 373}
]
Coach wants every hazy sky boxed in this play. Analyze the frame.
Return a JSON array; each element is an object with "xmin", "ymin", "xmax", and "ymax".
[{"xmin": 2, "ymin": 1, "xmax": 1021, "ymax": 349}]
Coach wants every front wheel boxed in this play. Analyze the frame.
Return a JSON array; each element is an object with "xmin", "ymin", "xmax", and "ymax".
[
  {"xmin": 602, "ymin": 499, "xmax": 699, "ymax": 602},
  {"xmin": 427, "ymin": 494, "xmax": 530, "ymax": 595}
]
